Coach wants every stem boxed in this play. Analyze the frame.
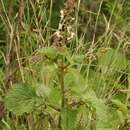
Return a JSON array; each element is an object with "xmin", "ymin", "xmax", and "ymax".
[
  {"xmin": 27, "ymin": 114, "xmax": 34, "ymax": 130},
  {"xmin": 90, "ymin": 108, "xmax": 96, "ymax": 130},
  {"xmin": 47, "ymin": 103, "xmax": 60, "ymax": 112},
  {"xmin": 18, "ymin": 0, "xmax": 25, "ymax": 31},
  {"xmin": 58, "ymin": 58, "xmax": 65, "ymax": 130},
  {"xmin": 60, "ymin": 59, "xmax": 65, "ymax": 108},
  {"xmin": 48, "ymin": 114, "xmax": 56, "ymax": 129},
  {"xmin": 125, "ymin": 76, "xmax": 130, "ymax": 104}
]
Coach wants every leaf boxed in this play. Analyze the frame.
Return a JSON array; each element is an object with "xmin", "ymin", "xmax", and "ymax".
[
  {"xmin": 72, "ymin": 55, "xmax": 85, "ymax": 64},
  {"xmin": 81, "ymin": 88, "xmax": 109, "ymax": 129},
  {"xmin": 75, "ymin": 126, "xmax": 86, "ymax": 130},
  {"xmin": 96, "ymin": 109, "xmax": 122, "ymax": 130},
  {"xmin": 82, "ymin": 88, "xmax": 125, "ymax": 130},
  {"xmin": 82, "ymin": 88, "xmax": 97, "ymax": 102},
  {"xmin": 41, "ymin": 64, "xmax": 57, "ymax": 75},
  {"xmin": 36, "ymin": 84, "xmax": 51, "ymax": 99},
  {"xmin": 48, "ymin": 87, "xmax": 61, "ymax": 105},
  {"xmin": 36, "ymin": 85, "xmax": 60, "ymax": 106},
  {"xmin": 53, "ymin": 128, "xmax": 61, "ymax": 130},
  {"xmin": 64, "ymin": 69, "xmax": 85, "ymax": 94},
  {"xmin": 111, "ymin": 99, "xmax": 128, "ymax": 115},
  {"xmin": 41, "ymin": 64, "xmax": 58, "ymax": 87},
  {"xmin": 5, "ymin": 84, "xmax": 38, "ymax": 115},
  {"xmin": 61, "ymin": 107, "xmax": 78, "ymax": 130},
  {"xmin": 76, "ymin": 106, "xmax": 90, "ymax": 129},
  {"xmin": 1, "ymin": 119, "xmax": 11, "ymax": 129},
  {"xmin": 38, "ymin": 47, "xmax": 58, "ymax": 60}
]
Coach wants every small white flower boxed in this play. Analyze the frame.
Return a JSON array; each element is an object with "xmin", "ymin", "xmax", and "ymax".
[
  {"xmin": 55, "ymin": 31, "xmax": 63, "ymax": 38},
  {"xmin": 71, "ymin": 17, "xmax": 75, "ymax": 21},
  {"xmin": 67, "ymin": 26, "xmax": 72, "ymax": 33},
  {"xmin": 60, "ymin": 10, "xmax": 64, "ymax": 19},
  {"xmin": 58, "ymin": 23, "xmax": 63, "ymax": 30},
  {"xmin": 67, "ymin": 32, "xmax": 75, "ymax": 41}
]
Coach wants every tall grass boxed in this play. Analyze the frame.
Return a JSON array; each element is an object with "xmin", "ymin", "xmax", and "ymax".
[{"xmin": 0, "ymin": 0, "xmax": 130, "ymax": 129}]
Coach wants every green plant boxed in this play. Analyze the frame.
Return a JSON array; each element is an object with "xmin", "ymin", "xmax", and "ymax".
[{"xmin": 1, "ymin": 0, "xmax": 130, "ymax": 130}]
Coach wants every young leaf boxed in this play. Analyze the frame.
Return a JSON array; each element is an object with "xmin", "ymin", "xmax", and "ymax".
[
  {"xmin": 72, "ymin": 55, "xmax": 85, "ymax": 64},
  {"xmin": 38, "ymin": 47, "xmax": 58, "ymax": 60},
  {"xmin": 5, "ymin": 84, "xmax": 38, "ymax": 115},
  {"xmin": 41, "ymin": 64, "xmax": 57, "ymax": 75}
]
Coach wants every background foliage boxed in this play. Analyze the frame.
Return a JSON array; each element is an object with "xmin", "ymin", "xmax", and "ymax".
[{"xmin": 1, "ymin": 0, "xmax": 130, "ymax": 130}]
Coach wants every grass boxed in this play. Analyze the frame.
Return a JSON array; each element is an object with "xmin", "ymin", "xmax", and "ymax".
[{"xmin": 0, "ymin": 0, "xmax": 130, "ymax": 130}]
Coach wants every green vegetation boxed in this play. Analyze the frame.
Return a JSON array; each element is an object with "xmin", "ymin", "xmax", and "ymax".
[{"xmin": 0, "ymin": 0, "xmax": 130, "ymax": 129}]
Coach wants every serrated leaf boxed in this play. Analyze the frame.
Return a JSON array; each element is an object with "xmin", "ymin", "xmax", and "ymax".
[
  {"xmin": 96, "ymin": 109, "xmax": 122, "ymax": 130},
  {"xmin": 5, "ymin": 84, "xmax": 38, "ymax": 115},
  {"xmin": 64, "ymin": 69, "xmax": 85, "ymax": 93},
  {"xmin": 82, "ymin": 88, "xmax": 109, "ymax": 129},
  {"xmin": 36, "ymin": 84, "xmax": 51, "ymax": 99},
  {"xmin": 36, "ymin": 85, "xmax": 60, "ymax": 106}
]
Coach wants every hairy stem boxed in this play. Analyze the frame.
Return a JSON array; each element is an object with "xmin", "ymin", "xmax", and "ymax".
[{"xmin": 58, "ymin": 58, "xmax": 65, "ymax": 130}]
